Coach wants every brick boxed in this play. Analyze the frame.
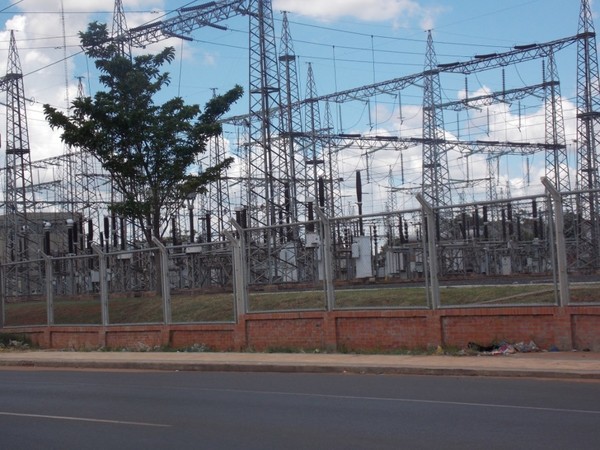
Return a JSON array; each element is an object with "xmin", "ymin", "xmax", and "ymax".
[{"xmin": 2, "ymin": 306, "xmax": 599, "ymax": 352}]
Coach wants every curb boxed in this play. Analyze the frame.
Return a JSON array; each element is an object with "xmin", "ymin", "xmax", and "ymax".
[{"xmin": 1, "ymin": 359, "xmax": 599, "ymax": 380}]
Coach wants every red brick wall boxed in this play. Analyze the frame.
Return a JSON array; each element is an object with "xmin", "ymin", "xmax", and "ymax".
[
  {"xmin": 572, "ymin": 312, "xmax": 600, "ymax": 351},
  {"xmin": 18, "ymin": 330, "xmax": 46, "ymax": 348},
  {"xmin": 245, "ymin": 314, "xmax": 324, "ymax": 351},
  {"xmin": 51, "ymin": 330, "xmax": 100, "ymax": 350},
  {"xmin": 439, "ymin": 307, "xmax": 585, "ymax": 350},
  {"xmin": 441, "ymin": 308, "xmax": 556, "ymax": 348},
  {"xmin": 443, "ymin": 315, "xmax": 557, "ymax": 347},
  {"xmin": 336, "ymin": 316, "xmax": 429, "ymax": 350},
  {"xmin": 170, "ymin": 326, "xmax": 235, "ymax": 351},
  {"xmin": 3, "ymin": 306, "xmax": 599, "ymax": 352},
  {"xmin": 105, "ymin": 330, "xmax": 163, "ymax": 349}
]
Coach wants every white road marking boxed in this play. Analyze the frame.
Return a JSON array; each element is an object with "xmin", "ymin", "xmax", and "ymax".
[
  {"xmin": 197, "ymin": 387, "xmax": 600, "ymax": 415},
  {"xmin": 0, "ymin": 411, "xmax": 170, "ymax": 427}
]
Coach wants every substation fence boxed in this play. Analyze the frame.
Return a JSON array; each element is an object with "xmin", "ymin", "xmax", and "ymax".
[{"xmin": 2, "ymin": 183, "xmax": 600, "ymax": 328}]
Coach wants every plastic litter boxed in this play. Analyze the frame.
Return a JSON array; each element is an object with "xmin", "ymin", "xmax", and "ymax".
[
  {"xmin": 467, "ymin": 340, "xmax": 540, "ymax": 356},
  {"xmin": 513, "ymin": 341, "xmax": 540, "ymax": 353}
]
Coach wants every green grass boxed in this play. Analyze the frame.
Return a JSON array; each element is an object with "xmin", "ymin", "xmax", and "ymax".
[
  {"xmin": 172, "ymin": 293, "xmax": 234, "ymax": 322},
  {"xmin": 335, "ymin": 287, "xmax": 427, "ymax": 308},
  {"xmin": 569, "ymin": 284, "xmax": 600, "ymax": 303},
  {"xmin": 439, "ymin": 285, "xmax": 556, "ymax": 306},
  {"xmin": 2, "ymin": 283, "xmax": 599, "ymax": 326},
  {"xmin": 3, "ymin": 292, "xmax": 236, "ymax": 326},
  {"xmin": 248, "ymin": 291, "xmax": 326, "ymax": 311}
]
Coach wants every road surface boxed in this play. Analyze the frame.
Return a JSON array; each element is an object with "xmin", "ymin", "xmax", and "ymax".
[{"xmin": 0, "ymin": 369, "xmax": 598, "ymax": 449}]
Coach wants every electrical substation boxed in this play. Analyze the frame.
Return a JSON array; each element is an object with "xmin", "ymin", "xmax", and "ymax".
[{"xmin": 1, "ymin": 0, "xmax": 600, "ymax": 304}]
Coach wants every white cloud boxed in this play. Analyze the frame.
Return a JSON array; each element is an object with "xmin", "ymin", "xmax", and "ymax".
[
  {"xmin": 202, "ymin": 50, "xmax": 217, "ymax": 66},
  {"xmin": 273, "ymin": 0, "xmax": 443, "ymax": 29},
  {"xmin": 4, "ymin": 15, "xmax": 26, "ymax": 32},
  {"xmin": 419, "ymin": 6, "xmax": 446, "ymax": 31},
  {"xmin": 16, "ymin": 0, "xmax": 162, "ymax": 13}
]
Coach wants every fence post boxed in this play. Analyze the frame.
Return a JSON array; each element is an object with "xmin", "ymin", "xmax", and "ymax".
[
  {"xmin": 416, "ymin": 194, "xmax": 440, "ymax": 310},
  {"xmin": 541, "ymin": 177, "xmax": 569, "ymax": 306},
  {"xmin": 226, "ymin": 221, "xmax": 248, "ymax": 318},
  {"xmin": 41, "ymin": 253, "xmax": 54, "ymax": 325},
  {"xmin": 152, "ymin": 238, "xmax": 171, "ymax": 324},
  {"xmin": 0, "ymin": 265, "xmax": 4, "ymax": 327},
  {"xmin": 315, "ymin": 207, "xmax": 335, "ymax": 311},
  {"xmin": 92, "ymin": 245, "xmax": 110, "ymax": 326}
]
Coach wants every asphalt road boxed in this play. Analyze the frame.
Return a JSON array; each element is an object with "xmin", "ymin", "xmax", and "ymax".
[{"xmin": 0, "ymin": 369, "xmax": 599, "ymax": 449}]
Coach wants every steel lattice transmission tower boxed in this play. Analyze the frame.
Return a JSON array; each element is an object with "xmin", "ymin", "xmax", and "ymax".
[
  {"xmin": 386, "ymin": 166, "xmax": 399, "ymax": 243},
  {"xmin": 422, "ymin": 29, "xmax": 451, "ymax": 253},
  {"xmin": 205, "ymin": 89, "xmax": 233, "ymax": 241},
  {"xmin": 246, "ymin": 0, "xmax": 288, "ymax": 230},
  {"xmin": 422, "ymin": 31, "xmax": 451, "ymax": 211},
  {"xmin": 105, "ymin": 0, "xmax": 133, "ymax": 250},
  {"xmin": 278, "ymin": 11, "xmax": 304, "ymax": 224},
  {"xmin": 323, "ymin": 101, "xmax": 344, "ymax": 220},
  {"xmin": 71, "ymin": 77, "xmax": 103, "ymax": 247},
  {"xmin": 543, "ymin": 50, "xmax": 576, "ymax": 263},
  {"xmin": 60, "ymin": 0, "xmax": 76, "ymax": 216},
  {"xmin": 2, "ymin": 31, "xmax": 38, "ymax": 293},
  {"xmin": 544, "ymin": 51, "xmax": 571, "ymax": 193},
  {"xmin": 59, "ymin": 0, "xmax": 103, "ymax": 254},
  {"xmin": 575, "ymin": 0, "xmax": 600, "ymax": 269},
  {"xmin": 387, "ymin": 166, "xmax": 398, "ymax": 214},
  {"xmin": 304, "ymin": 62, "xmax": 326, "ymax": 208},
  {"xmin": 112, "ymin": 0, "xmax": 131, "ymax": 58}
]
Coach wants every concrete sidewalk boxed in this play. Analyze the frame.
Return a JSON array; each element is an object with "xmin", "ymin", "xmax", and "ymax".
[{"xmin": 0, "ymin": 350, "xmax": 599, "ymax": 379}]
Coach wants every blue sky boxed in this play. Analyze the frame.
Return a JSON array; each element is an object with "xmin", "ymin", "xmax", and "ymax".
[{"xmin": 0, "ymin": 0, "xmax": 592, "ymax": 212}]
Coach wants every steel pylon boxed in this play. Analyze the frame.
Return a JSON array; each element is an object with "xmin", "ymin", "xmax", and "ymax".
[
  {"xmin": 2, "ymin": 31, "xmax": 38, "ymax": 295},
  {"xmin": 575, "ymin": 0, "xmax": 600, "ymax": 269},
  {"xmin": 422, "ymin": 31, "xmax": 451, "ymax": 210},
  {"xmin": 278, "ymin": 11, "xmax": 304, "ymax": 224}
]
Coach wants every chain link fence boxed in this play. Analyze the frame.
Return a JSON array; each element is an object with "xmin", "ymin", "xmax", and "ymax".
[{"xmin": 2, "ymin": 184, "xmax": 600, "ymax": 328}]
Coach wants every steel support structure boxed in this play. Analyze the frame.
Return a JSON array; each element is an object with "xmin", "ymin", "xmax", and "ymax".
[
  {"xmin": 205, "ymin": 130, "xmax": 233, "ymax": 242},
  {"xmin": 323, "ymin": 101, "xmax": 344, "ymax": 220},
  {"xmin": 278, "ymin": 11, "xmax": 304, "ymax": 224},
  {"xmin": 422, "ymin": 31, "xmax": 451, "ymax": 246},
  {"xmin": 127, "ymin": 0, "xmax": 246, "ymax": 46},
  {"xmin": 304, "ymin": 63, "xmax": 326, "ymax": 208},
  {"xmin": 315, "ymin": 32, "xmax": 579, "ymax": 104},
  {"xmin": 544, "ymin": 51, "xmax": 571, "ymax": 194},
  {"xmin": 246, "ymin": 0, "xmax": 287, "ymax": 229},
  {"xmin": 244, "ymin": 0, "xmax": 288, "ymax": 282},
  {"xmin": 575, "ymin": 0, "xmax": 600, "ymax": 270},
  {"xmin": 2, "ymin": 31, "xmax": 39, "ymax": 295},
  {"xmin": 112, "ymin": 0, "xmax": 132, "ymax": 58}
]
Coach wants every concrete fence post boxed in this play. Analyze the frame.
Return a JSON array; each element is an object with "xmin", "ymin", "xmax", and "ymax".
[
  {"xmin": 0, "ymin": 265, "xmax": 5, "ymax": 328},
  {"xmin": 152, "ymin": 238, "xmax": 171, "ymax": 324},
  {"xmin": 315, "ymin": 207, "xmax": 335, "ymax": 311},
  {"xmin": 92, "ymin": 245, "xmax": 110, "ymax": 326},
  {"xmin": 541, "ymin": 177, "xmax": 570, "ymax": 306},
  {"xmin": 41, "ymin": 253, "xmax": 54, "ymax": 325},
  {"xmin": 416, "ymin": 194, "xmax": 440, "ymax": 310},
  {"xmin": 226, "ymin": 220, "xmax": 248, "ymax": 319}
]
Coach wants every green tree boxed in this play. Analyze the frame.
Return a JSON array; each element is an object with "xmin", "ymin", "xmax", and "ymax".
[{"xmin": 44, "ymin": 22, "xmax": 243, "ymax": 245}]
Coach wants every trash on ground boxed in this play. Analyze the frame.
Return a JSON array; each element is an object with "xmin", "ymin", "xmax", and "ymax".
[{"xmin": 467, "ymin": 340, "xmax": 540, "ymax": 356}]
